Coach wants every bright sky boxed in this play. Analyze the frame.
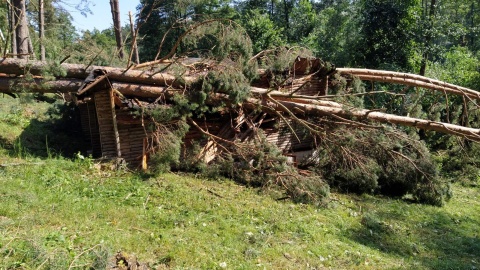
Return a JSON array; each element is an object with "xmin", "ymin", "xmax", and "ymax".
[{"xmin": 68, "ymin": 0, "xmax": 141, "ymax": 32}]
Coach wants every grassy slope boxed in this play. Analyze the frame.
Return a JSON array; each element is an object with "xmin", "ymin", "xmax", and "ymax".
[{"xmin": 0, "ymin": 98, "xmax": 479, "ymax": 269}]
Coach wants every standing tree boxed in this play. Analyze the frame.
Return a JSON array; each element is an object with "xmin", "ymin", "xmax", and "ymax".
[
  {"xmin": 110, "ymin": 0, "xmax": 124, "ymax": 59},
  {"xmin": 128, "ymin": 11, "xmax": 139, "ymax": 64},
  {"xmin": 13, "ymin": 0, "xmax": 30, "ymax": 59},
  {"xmin": 0, "ymin": 2, "xmax": 9, "ymax": 56},
  {"xmin": 418, "ymin": 0, "xmax": 436, "ymax": 76},
  {"xmin": 303, "ymin": 0, "xmax": 361, "ymax": 66},
  {"xmin": 26, "ymin": 0, "xmax": 80, "ymax": 61},
  {"xmin": 137, "ymin": 0, "xmax": 235, "ymax": 62},
  {"xmin": 9, "ymin": 2, "xmax": 17, "ymax": 57},
  {"xmin": 39, "ymin": 0, "xmax": 45, "ymax": 61},
  {"xmin": 355, "ymin": 0, "xmax": 417, "ymax": 71}
]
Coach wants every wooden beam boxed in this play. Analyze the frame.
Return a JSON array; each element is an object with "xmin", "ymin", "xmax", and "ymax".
[{"xmin": 110, "ymin": 88, "xmax": 122, "ymax": 158}]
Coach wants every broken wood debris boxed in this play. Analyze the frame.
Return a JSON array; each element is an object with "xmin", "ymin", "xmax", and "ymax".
[{"xmin": 1, "ymin": 56, "xmax": 480, "ymax": 168}]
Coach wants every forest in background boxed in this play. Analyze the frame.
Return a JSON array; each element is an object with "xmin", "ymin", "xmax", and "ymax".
[
  {"xmin": 1, "ymin": 1, "xmax": 480, "ymax": 268},
  {"xmin": 1, "ymin": 0, "xmax": 480, "ymax": 206},
  {"xmin": 2, "ymin": 0, "xmax": 479, "ymax": 81}
]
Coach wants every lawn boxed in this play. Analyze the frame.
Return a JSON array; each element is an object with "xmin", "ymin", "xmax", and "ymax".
[
  {"xmin": 0, "ymin": 97, "xmax": 479, "ymax": 269},
  {"xmin": 0, "ymin": 155, "xmax": 479, "ymax": 269}
]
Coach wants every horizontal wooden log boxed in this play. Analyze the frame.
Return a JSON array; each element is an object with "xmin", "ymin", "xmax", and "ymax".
[
  {"xmin": 337, "ymin": 68, "xmax": 480, "ymax": 100},
  {"xmin": 2, "ymin": 58, "xmax": 479, "ymax": 102},
  {"xmin": 0, "ymin": 77, "xmax": 83, "ymax": 93},
  {"xmin": 0, "ymin": 58, "xmax": 196, "ymax": 87},
  {"xmin": 1, "ymin": 59, "xmax": 479, "ymax": 142},
  {"xmin": 246, "ymin": 98, "xmax": 480, "ymax": 142},
  {"xmin": 0, "ymin": 76, "xmax": 181, "ymax": 98}
]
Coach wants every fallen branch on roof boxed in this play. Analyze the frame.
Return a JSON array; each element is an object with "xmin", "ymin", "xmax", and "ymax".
[
  {"xmin": 2, "ymin": 58, "xmax": 480, "ymax": 100},
  {"xmin": 1, "ymin": 57, "xmax": 480, "ymax": 142}
]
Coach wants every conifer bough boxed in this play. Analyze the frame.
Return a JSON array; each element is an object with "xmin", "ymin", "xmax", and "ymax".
[{"xmin": 1, "ymin": 57, "xmax": 480, "ymax": 141}]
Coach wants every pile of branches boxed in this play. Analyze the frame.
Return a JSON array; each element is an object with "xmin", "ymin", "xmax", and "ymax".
[{"xmin": 1, "ymin": 32, "xmax": 480, "ymax": 205}]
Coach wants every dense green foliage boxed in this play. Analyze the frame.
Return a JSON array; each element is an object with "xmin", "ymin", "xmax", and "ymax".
[
  {"xmin": 1, "ymin": 0, "xmax": 480, "ymax": 203},
  {"xmin": 311, "ymin": 126, "xmax": 450, "ymax": 206}
]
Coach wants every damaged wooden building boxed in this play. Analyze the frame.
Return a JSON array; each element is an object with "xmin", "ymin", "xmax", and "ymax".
[{"xmin": 75, "ymin": 58, "xmax": 333, "ymax": 169}]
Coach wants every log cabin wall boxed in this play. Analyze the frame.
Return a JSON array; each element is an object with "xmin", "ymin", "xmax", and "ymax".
[
  {"xmin": 116, "ymin": 109, "xmax": 150, "ymax": 168},
  {"xmin": 262, "ymin": 119, "xmax": 313, "ymax": 153},
  {"xmin": 89, "ymin": 89, "xmax": 153, "ymax": 168},
  {"xmin": 94, "ymin": 90, "xmax": 118, "ymax": 158},
  {"xmin": 78, "ymin": 86, "xmax": 316, "ymax": 168},
  {"xmin": 284, "ymin": 78, "xmax": 325, "ymax": 96}
]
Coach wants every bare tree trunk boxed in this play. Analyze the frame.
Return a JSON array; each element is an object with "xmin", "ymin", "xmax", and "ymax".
[
  {"xmin": 0, "ymin": 57, "xmax": 194, "ymax": 86},
  {"xmin": 419, "ymin": 0, "xmax": 436, "ymax": 76},
  {"xmin": 1, "ymin": 58, "xmax": 480, "ymax": 100},
  {"xmin": 110, "ymin": 0, "xmax": 124, "ymax": 59},
  {"xmin": 9, "ymin": 2, "xmax": 17, "ymax": 58},
  {"xmin": 245, "ymin": 98, "xmax": 480, "ymax": 142},
  {"xmin": 13, "ymin": 0, "xmax": 29, "ymax": 59},
  {"xmin": 129, "ymin": 11, "xmax": 139, "ymax": 64},
  {"xmin": 337, "ymin": 68, "xmax": 480, "ymax": 100},
  {"xmin": 39, "ymin": 0, "xmax": 45, "ymax": 61},
  {"xmin": 27, "ymin": 32, "xmax": 35, "ymax": 59}
]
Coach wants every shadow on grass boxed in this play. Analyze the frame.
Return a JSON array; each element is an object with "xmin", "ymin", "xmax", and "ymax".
[
  {"xmin": 9, "ymin": 103, "xmax": 88, "ymax": 159},
  {"xmin": 346, "ymin": 205, "xmax": 480, "ymax": 269}
]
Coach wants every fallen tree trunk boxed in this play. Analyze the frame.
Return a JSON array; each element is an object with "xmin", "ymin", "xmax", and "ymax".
[
  {"xmin": 246, "ymin": 97, "xmax": 480, "ymax": 142},
  {"xmin": 0, "ymin": 77, "xmax": 83, "ymax": 93},
  {"xmin": 0, "ymin": 76, "xmax": 184, "ymax": 98},
  {"xmin": 2, "ymin": 74, "xmax": 479, "ymax": 141},
  {"xmin": 0, "ymin": 76, "xmax": 347, "ymax": 105},
  {"xmin": 2, "ymin": 58, "xmax": 479, "ymax": 101},
  {"xmin": 0, "ymin": 58, "xmax": 197, "ymax": 87},
  {"xmin": 337, "ymin": 68, "xmax": 480, "ymax": 100},
  {"xmin": 1, "ymin": 58, "xmax": 480, "ymax": 141}
]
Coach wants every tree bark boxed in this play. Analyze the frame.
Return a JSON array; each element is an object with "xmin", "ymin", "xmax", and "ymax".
[
  {"xmin": 110, "ymin": 0, "xmax": 124, "ymax": 59},
  {"xmin": 337, "ymin": 68, "xmax": 480, "ymax": 100},
  {"xmin": 13, "ymin": 0, "xmax": 30, "ymax": 59},
  {"xmin": 39, "ymin": 0, "xmax": 45, "ymax": 61},
  {"xmin": 1, "ymin": 70, "xmax": 479, "ymax": 141},
  {"xmin": 245, "ymin": 98, "xmax": 480, "ymax": 142},
  {"xmin": 0, "ymin": 76, "xmax": 176, "ymax": 97},
  {"xmin": 27, "ymin": 31, "xmax": 35, "ymax": 59},
  {"xmin": 0, "ymin": 57, "xmax": 196, "ymax": 86},
  {"xmin": 128, "ymin": 11, "xmax": 139, "ymax": 64},
  {"xmin": 9, "ymin": 1, "xmax": 17, "ymax": 57},
  {"xmin": 2, "ymin": 58, "xmax": 479, "ymax": 101},
  {"xmin": 419, "ymin": 0, "xmax": 436, "ymax": 76}
]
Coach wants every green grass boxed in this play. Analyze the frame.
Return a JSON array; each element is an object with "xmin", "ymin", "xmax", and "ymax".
[
  {"xmin": 0, "ymin": 97, "xmax": 479, "ymax": 269},
  {"xmin": 0, "ymin": 95, "xmax": 86, "ymax": 159},
  {"xmin": 0, "ymin": 155, "xmax": 479, "ymax": 269}
]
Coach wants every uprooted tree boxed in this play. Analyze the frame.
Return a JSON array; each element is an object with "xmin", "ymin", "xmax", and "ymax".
[{"xmin": 1, "ymin": 20, "xmax": 479, "ymax": 206}]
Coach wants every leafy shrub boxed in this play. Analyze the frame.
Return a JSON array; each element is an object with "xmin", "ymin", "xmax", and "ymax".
[
  {"xmin": 213, "ymin": 134, "xmax": 288, "ymax": 186},
  {"xmin": 280, "ymin": 170, "xmax": 330, "ymax": 205}
]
